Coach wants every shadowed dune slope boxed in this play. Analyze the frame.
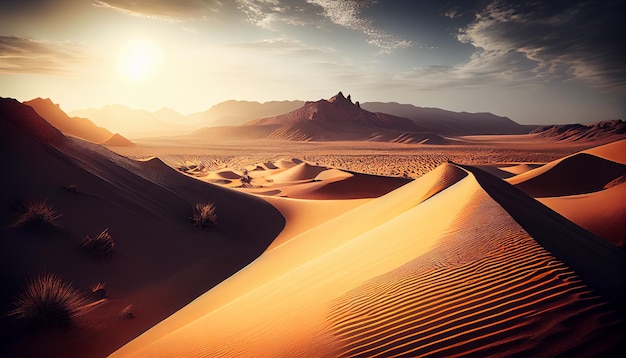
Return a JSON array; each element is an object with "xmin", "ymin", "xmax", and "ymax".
[
  {"xmin": 0, "ymin": 98, "xmax": 284, "ymax": 357},
  {"xmin": 113, "ymin": 163, "xmax": 624, "ymax": 357}
]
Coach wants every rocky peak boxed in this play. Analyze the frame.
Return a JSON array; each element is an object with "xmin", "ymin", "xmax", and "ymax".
[{"xmin": 328, "ymin": 91, "xmax": 354, "ymax": 106}]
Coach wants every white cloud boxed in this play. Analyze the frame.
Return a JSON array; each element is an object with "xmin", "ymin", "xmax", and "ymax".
[
  {"xmin": 236, "ymin": 0, "xmax": 412, "ymax": 53},
  {"xmin": 92, "ymin": 0, "xmax": 222, "ymax": 21},
  {"xmin": 456, "ymin": 0, "xmax": 626, "ymax": 91}
]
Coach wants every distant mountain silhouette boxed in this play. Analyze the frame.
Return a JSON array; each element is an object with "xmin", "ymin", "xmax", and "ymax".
[
  {"xmin": 188, "ymin": 100, "xmax": 305, "ymax": 127},
  {"xmin": 24, "ymin": 98, "xmax": 114, "ymax": 143},
  {"xmin": 152, "ymin": 107, "xmax": 187, "ymax": 125},
  {"xmin": 194, "ymin": 92, "xmax": 450, "ymax": 143},
  {"xmin": 1, "ymin": 97, "xmax": 66, "ymax": 144},
  {"xmin": 360, "ymin": 102, "xmax": 534, "ymax": 135},
  {"xmin": 102, "ymin": 133, "xmax": 136, "ymax": 146},
  {"xmin": 531, "ymin": 119, "xmax": 626, "ymax": 142},
  {"xmin": 70, "ymin": 105, "xmax": 186, "ymax": 138}
]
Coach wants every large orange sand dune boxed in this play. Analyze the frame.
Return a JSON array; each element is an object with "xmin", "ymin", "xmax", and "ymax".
[{"xmin": 114, "ymin": 161, "xmax": 625, "ymax": 357}]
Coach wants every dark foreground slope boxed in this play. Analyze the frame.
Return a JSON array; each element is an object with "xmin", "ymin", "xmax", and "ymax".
[{"xmin": 0, "ymin": 97, "xmax": 284, "ymax": 357}]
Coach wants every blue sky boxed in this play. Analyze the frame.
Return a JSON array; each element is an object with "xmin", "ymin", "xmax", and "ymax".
[{"xmin": 0, "ymin": 0, "xmax": 624, "ymax": 124}]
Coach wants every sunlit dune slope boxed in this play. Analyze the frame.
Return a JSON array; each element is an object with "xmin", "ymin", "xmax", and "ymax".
[
  {"xmin": 507, "ymin": 141, "xmax": 626, "ymax": 197},
  {"xmin": 506, "ymin": 140, "xmax": 626, "ymax": 247},
  {"xmin": 582, "ymin": 138, "xmax": 626, "ymax": 164},
  {"xmin": 114, "ymin": 162, "xmax": 625, "ymax": 357},
  {"xmin": 539, "ymin": 182, "xmax": 626, "ymax": 247}
]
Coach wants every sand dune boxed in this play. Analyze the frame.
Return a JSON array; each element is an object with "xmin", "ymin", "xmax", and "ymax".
[
  {"xmin": 498, "ymin": 162, "xmax": 542, "ymax": 175},
  {"xmin": 180, "ymin": 157, "xmax": 410, "ymax": 200},
  {"xmin": 582, "ymin": 138, "xmax": 626, "ymax": 164},
  {"xmin": 0, "ymin": 98, "xmax": 284, "ymax": 357},
  {"xmin": 539, "ymin": 182, "xmax": 626, "ymax": 247},
  {"xmin": 5, "ymin": 95, "xmax": 625, "ymax": 356},
  {"xmin": 113, "ymin": 162, "xmax": 624, "ymax": 357},
  {"xmin": 507, "ymin": 151, "xmax": 626, "ymax": 197},
  {"xmin": 531, "ymin": 119, "xmax": 626, "ymax": 143},
  {"xmin": 267, "ymin": 162, "xmax": 329, "ymax": 182}
]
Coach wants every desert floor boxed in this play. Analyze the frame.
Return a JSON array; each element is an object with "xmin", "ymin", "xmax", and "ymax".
[{"xmin": 3, "ymin": 128, "xmax": 624, "ymax": 357}]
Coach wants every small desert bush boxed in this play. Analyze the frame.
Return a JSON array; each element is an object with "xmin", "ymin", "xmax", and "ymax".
[
  {"xmin": 82, "ymin": 228, "xmax": 114, "ymax": 258},
  {"xmin": 11, "ymin": 199, "xmax": 62, "ymax": 230},
  {"xmin": 62, "ymin": 184, "xmax": 78, "ymax": 193},
  {"xmin": 10, "ymin": 273, "xmax": 87, "ymax": 326},
  {"xmin": 120, "ymin": 304, "xmax": 135, "ymax": 319},
  {"xmin": 191, "ymin": 202, "xmax": 218, "ymax": 228},
  {"xmin": 89, "ymin": 282, "xmax": 107, "ymax": 300}
]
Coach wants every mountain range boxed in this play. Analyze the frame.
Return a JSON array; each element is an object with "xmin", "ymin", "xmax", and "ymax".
[
  {"xmin": 28, "ymin": 92, "xmax": 622, "ymax": 142},
  {"xmin": 23, "ymin": 98, "xmax": 115, "ymax": 144}
]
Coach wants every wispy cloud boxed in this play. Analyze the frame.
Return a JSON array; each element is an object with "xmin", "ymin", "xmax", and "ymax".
[
  {"xmin": 236, "ymin": 0, "xmax": 412, "ymax": 53},
  {"xmin": 456, "ymin": 0, "xmax": 626, "ymax": 91},
  {"xmin": 309, "ymin": 0, "xmax": 412, "ymax": 53},
  {"xmin": 236, "ymin": 0, "xmax": 321, "ymax": 29},
  {"xmin": 92, "ymin": 0, "xmax": 222, "ymax": 21},
  {"xmin": 0, "ymin": 36, "xmax": 84, "ymax": 75},
  {"xmin": 222, "ymin": 37, "xmax": 335, "ymax": 56}
]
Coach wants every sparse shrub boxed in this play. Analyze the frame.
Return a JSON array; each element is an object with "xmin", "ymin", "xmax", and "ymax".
[
  {"xmin": 62, "ymin": 184, "xmax": 78, "ymax": 193},
  {"xmin": 9, "ymin": 273, "xmax": 87, "ymax": 326},
  {"xmin": 82, "ymin": 228, "xmax": 114, "ymax": 258},
  {"xmin": 11, "ymin": 199, "xmax": 62, "ymax": 230},
  {"xmin": 191, "ymin": 203, "xmax": 218, "ymax": 228},
  {"xmin": 120, "ymin": 304, "xmax": 135, "ymax": 319},
  {"xmin": 89, "ymin": 282, "xmax": 107, "ymax": 300}
]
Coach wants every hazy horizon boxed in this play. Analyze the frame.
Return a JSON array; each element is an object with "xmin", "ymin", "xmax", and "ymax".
[{"xmin": 1, "ymin": 0, "xmax": 624, "ymax": 124}]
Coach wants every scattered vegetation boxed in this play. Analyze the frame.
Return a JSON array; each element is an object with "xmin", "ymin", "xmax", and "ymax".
[
  {"xmin": 82, "ymin": 228, "xmax": 114, "ymax": 258},
  {"xmin": 89, "ymin": 282, "xmax": 107, "ymax": 301},
  {"xmin": 120, "ymin": 304, "xmax": 135, "ymax": 319},
  {"xmin": 11, "ymin": 199, "xmax": 62, "ymax": 231},
  {"xmin": 241, "ymin": 169, "xmax": 252, "ymax": 186},
  {"xmin": 9, "ymin": 273, "xmax": 87, "ymax": 326},
  {"xmin": 191, "ymin": 202, "xmax": 218, "ymax": 228},
  {"xmin": 62, "ymin": 184, "xmax": 78, "ymax": 193}
]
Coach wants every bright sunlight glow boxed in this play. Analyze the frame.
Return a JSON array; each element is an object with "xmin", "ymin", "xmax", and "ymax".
[{"xmin": 118, "ymin": 40, "xmax": 163, "ymax": 82}]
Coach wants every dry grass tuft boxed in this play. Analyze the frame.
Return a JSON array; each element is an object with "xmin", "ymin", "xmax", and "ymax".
[
  {"xmin": 62, "ymin": 184, "xmax": 78, "ymax": 193},
  {"xmin": 191, "ymin": 203, "xmax": 218, "ymax": 228},
  {"xmin": 120, "ymin": 304, "xmax": 135, "ymax": 319},
  {"xmin": 11, "ymin": 199, "xmax": 62, "ymax": 230},
  {"xmin": 89, "ymin": 282, "xmax": 107, "ymax": 300},
  {"xmin": 9, "ymin": 273, "xmax": 87, "ymax": 326},
  {"xmin": 82, "ymin": 228, "xmax": 114, "ymax": 258}
]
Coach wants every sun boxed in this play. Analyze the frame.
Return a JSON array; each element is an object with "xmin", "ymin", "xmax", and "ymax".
[{"xmin": 118, "ymin": 39, "xmax": 162, "ymax": 82}]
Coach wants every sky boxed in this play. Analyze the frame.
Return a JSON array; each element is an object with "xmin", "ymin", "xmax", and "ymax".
[{"xmin": 0, "ymin": 0, "xmax": 624, "ymax": 124}]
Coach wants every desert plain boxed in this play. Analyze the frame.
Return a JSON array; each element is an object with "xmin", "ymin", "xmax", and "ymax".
[{"xmin": 1, "ymin": 94, "xmax": 625, "ymax": 358}]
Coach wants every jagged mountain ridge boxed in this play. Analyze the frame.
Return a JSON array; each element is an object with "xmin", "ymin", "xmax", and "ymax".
[
  {"xmin": 24, "ymin": 98, "xmax": 117, "ymax": 144},
  {"xmin": 193, "ymin": 92, "xmax": 449, "ymax": 143}
]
